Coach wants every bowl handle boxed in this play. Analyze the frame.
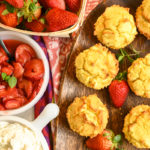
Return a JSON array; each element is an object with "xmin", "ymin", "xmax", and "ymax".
[{"xmin": 31, "ymin": 103, "xmax": 59, "ymax": 131}]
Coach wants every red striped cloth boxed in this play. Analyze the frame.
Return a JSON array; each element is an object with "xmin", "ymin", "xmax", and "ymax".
[{"xmin": 34, "ymin": 0, "xmax": 101, "ymax": 149}]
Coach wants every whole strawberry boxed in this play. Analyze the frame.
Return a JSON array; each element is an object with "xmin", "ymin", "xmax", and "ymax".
[
  {"xmin": 25, "ymin": 19, "xmax": 45, "ymax": 32},
  {"xmin": 65, "ymin": 0, "xmax": 81, "ymax": 13},
  {"xmin": 5, "ymin": 0, "xmax": 24, "ymax": 8},
  {"xmin": 109, "ymin": 80, "xmax": 129, "ymax": 108},
  {"xmin": 86, "ymin": 129, "xmax": 122, "ymax": 150},
  {"xmin": 45, "ymin": 8, "xmax": 78, "ymax": 32},
  {"xmin": 0, "ymin": 4, "xmax": 22, "ymax": 27},
  {"xmin": 39, "ymin": 0, "xmax": 66, "ymax": 9}
]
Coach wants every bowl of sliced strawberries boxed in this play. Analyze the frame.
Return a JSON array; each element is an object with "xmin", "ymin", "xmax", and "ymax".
[
  {"xmin": 0, "ymin": 0, "xmax": 87, "ymax": 36},
  {"xmin": 0, "ymin": 31, "xmax": 49, "ymax": 115}
]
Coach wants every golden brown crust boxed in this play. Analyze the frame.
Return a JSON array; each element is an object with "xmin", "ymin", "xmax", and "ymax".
[
  {"xmin": 127, "ymin": 53, "xmax": 150, "ymax": 98},
  {"xmin": 142, "ymin": 0, "xmax": 150, "ymax": 22},
  {"xmin": 75, "ymin": 43, "xmax": 119, "ymax": 90},
  {"xmin": 94, "ymin": 5, "xmax": 137, "ymax": 49},
  {"xmin": 123, "ymin": 105, "xmax": 150, "ymax": 148},
  {"xmin": 66, "ymin": 94, "xmax": 109, "ymax": 138},
  {"xmin": 136, "ymin": 6, "xmax": 150, "ymax": 40}
]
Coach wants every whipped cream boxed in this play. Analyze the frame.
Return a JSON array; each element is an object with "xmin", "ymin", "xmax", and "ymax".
[{"xmin": 0, "ymin": 122, "xmax": 43, "ymax": 150}]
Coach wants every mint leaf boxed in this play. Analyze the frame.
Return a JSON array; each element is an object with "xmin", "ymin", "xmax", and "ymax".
[
  {"xmin": 2, "ymin": 9, "xmax": 9, "ymax": 15},
  {"xmin": 118, "ymin": 55, "xmax": 124, "ymax": 62},
  {"xmin": 8, "ymin": 76, "xmax": 17, "ymax": 88},
  {"xmin": 113, "ymin": 134, "xmax": 122, "ymax": 143},
  {"xmin": 5, "ymin": 75, "xmax": 11, "ymax": 82},
  {"xmin": 1, "ymin": 72, "xmax": 7, "ymax": 80}
]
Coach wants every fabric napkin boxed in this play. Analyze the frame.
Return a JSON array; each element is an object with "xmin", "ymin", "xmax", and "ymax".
[{"xmin": 34, "ymin": 0, "xmax": 102, "ymax": 149}]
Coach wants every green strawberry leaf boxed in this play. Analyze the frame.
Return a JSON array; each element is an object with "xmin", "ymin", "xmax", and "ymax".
[
  {"xmin": 4, "ymin": 2, "xmax": 15, "ymax": 13},
  {"xmin": 1, "ymin": 72, "xmax": 7, "ymax": 80},
  {"xmin": 8, "ymin": 76, "xmax": 17, "ymax": 88},
  {"xmin": 2, "ymin": 9, "xmax": 9, "ymax": 15},
  {"xmin": 115, "ymin": 71, "xmax": 127, "ymax": 80},
  {"xmin": 29, "ymin": 3, "xmax": 38, "ymax": 12},
  {"xmin": 17, "ymin": 11, "xmax": 24, "ymax": 18},
  {"xmin": 27, "ymin": 15, "xmax": 33, "ymax": 22},
  {"xmin": 113, "ymin": 134, "xmax": 122, "ymax": 143}
]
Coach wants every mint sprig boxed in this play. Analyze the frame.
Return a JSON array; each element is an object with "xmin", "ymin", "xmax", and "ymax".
[
  {"xmin": 116, "ymin": 47, "xmax": 140, "ymax": 63},
  {"xmin": 1, "ymin": 72, "xmax": 17, "ymax": 88}
]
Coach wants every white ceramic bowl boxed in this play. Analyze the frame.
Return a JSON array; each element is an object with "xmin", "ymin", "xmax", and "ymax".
[
  {"xmin": 0, "ymin": 103, "xmax": 59, "ymax": 150},
  {"xmin": 0, "ymin": 31, "xmax": 49, "ymax": 115}
]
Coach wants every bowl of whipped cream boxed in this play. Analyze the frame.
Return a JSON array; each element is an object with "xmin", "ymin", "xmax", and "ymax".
[{"xmin": 0, "ymin": 103, "xmax": 59, "ymax": 150}]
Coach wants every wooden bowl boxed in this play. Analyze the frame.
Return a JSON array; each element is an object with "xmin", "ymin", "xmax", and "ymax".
[
  {"xmin": 53, "ymin": 0, "xmax": 150, "ymax": 150},
  {"xmin": 0, "ymin": 0, "xmax": 87, "ymax": 37}
]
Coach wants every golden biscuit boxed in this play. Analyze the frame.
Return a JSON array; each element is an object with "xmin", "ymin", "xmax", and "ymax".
[
  {"xmin": 123, "ymin": 105, "xmax": 150, "ymax": 148},
  {"xmin": 75, "ymin": 44, "xmax": 119, "ymax": 90},
  {"xmin": 136, "ymin": 6, "xmax": 150, "ymax": 39},
  {"xmin": 94, "ymin": 5, "xmax": 137, "ymax": 49},
  {"xmin": 142, "ymin": 0, "xmax": 150, "ymax": 21},
  {"xmin": 127, "ymin": 53, "xmax": 150, "ymax": 98},
  {"xmin": 66, "ymin": 94, "xmax": 109, "ymax": 138}
]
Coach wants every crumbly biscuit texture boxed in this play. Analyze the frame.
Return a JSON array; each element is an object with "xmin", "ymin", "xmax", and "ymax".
[
  {"xmin": 136, "ymin": 6, "xmax": 150, "ymax": 39},
  {"xmin": 142, "ymin": 0, "xmax": 150, "ymax": 21},
  {"xmin": 127, "ymin": 53, "xmax": 150, "ymax": 98},
  {"xmin": 94, "ymin": 5, "xmax": 137, "ymax": 49},
  {"xmin": 66, "ymin": 94, "xmax": 109, "ymax": 138},
  {"xmin": 123, "ymin": 105, "xmax": 150, "ymax": 148},
  {"xmin": 75, "ymin": 44, "xmax": 119, "ymax": 90}
]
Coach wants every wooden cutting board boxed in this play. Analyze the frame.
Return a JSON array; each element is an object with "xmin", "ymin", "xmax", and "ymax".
[{"xmin": 53, "ymin": 0, "xmax": 150, "ymax": 149}]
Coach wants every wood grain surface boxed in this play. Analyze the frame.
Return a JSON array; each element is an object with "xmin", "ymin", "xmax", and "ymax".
[{"xmin": 53, "ymin": 0, "xmax": 150, "ymax": 149}]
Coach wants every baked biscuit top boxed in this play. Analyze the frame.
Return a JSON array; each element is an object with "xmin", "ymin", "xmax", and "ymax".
[
  {"xmin": 75, "ymin": 44, "xmax": 119, "ymax": 89},
  {"xmin": 127, "ymin": 53, "xmax": 150, "ymax": 98},
  {"xmin": 136, "ymin": 6, "xmax": 150, "ymax": 39},
  {"xmin": 94, "ymin": 5, "xmax": 137, "ymax": 49},
  {"xmin": 66, "ymin": 94, "xmax": 109, "ymax": 138},
  {"xmin": 123, "ymin": 105, "xmax": 150, "ymax": 148}
]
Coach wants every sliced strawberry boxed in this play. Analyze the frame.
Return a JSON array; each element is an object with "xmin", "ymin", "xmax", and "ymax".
[
  {"xmin": 29, "ymin": 78, "xmax": 43, "ymax": 101},
  {"xmin": 0, "ymin": 85, "xmax": 6, "ymax": 98},
  {"xmin": 13, "ymin": 62, "xmax": 24, "ymax": 78},
  {"xmin": 18, "ymin": 78, "xmax": 33, "ymax": 98},
  {"xmin": 15, "ymin": 44, "xmax": 36, "ymax": 66},
  {"xmin": 1, "ymin": 62, "xmax": 14, "ymax": 75},
  {"xmin": 3, "ymin": 87, "xmax": 19, "ymax": 100},
  {"xmin": 5, "ymin": 0, "xmax": 24, "ymax": 8},
  {"xmin": 24, "ymin": 59, "xmax": 44, "ymax": 80},
  {"xmin": 0, "ymin": 103, "xmax": 5, "ymax": 110},
  {"xmin": 15, "ymin": 96, "xmax": 27, "ymax": 105},
  {"xmin": 0, "ymin": 46, "xmax": 8, "ymax": 64},
  {"xmin": 4, "ymin": 99, "xmax": 21, "ymax": 109}
]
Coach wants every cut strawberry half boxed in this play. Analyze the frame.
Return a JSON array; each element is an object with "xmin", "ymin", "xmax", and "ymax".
[
  {"xmin": 0, "ymin": 47, "xmax": 8, "ymax": 64},
  {"xmin": 29, "ymin": 78, "xmax": 43, "ymax": 101},
  {"xmin": 18, "ymin": 79, "xmax": 33, "ymax": 98},
  {"xmin": 13, "ymin": 62, "xmax": 24, "ymax": 78},
  {"xmin": 15, "ymin": 44, "xmax": 36, "ymax": 66},
  {"xmin": 1, "ymin": 62, "xmax": 14, "ymax": 76},
  {"xmin": 0, "ymin": 103, "xmax": 5, "ymax": 110},
  {"xmin": 24, "ymin": 59, "xmax": 44, "ymax": 80},
  {"xmin": 4, "ymin": 99, "xmax": 21, "ymax": 109}
]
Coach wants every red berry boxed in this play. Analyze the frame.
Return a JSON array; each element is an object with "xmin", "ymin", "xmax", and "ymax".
[{"xmin": 109, "ymin": 80, "xmax": 129, "ymax": 108}]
